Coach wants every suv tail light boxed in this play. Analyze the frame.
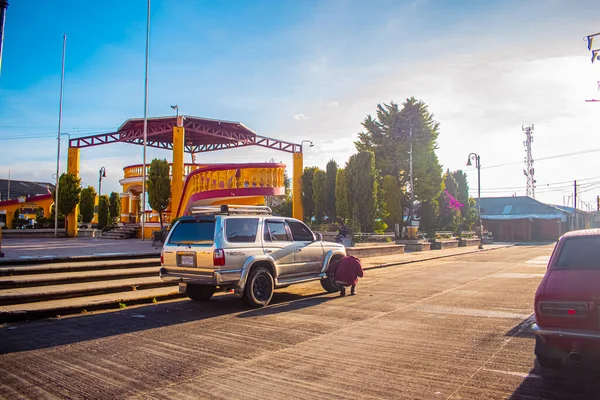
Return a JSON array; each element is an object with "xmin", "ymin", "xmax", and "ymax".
[
  {"xmin": 160, "ymin": 250, "xmax": 164, "ymax": 265},
  {"xmin": 213, "ymin": 249, "xmax": 226, "ymax": 267},
  {"xmin": 539, "ymin": 302, "xmax": 587, "ymax": 317}
]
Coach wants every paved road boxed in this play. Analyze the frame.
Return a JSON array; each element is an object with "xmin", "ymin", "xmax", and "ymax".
[{"xmin": 1, "ymin": 244, "xmax": 598, "ymax": 400}]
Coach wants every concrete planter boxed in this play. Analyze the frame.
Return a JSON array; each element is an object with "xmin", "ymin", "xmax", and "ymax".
[
  {"xmin": 395, "ymin": 239, "xmax": 431, "ymax": 252},
  {"xmin": 431, "ymin": 240, "xmax": 459, "ymax": 250},
  {"xmin": 77, "ymin": 229, "xmax": 99, "ymax": 238},
  {"xmin": 346, "ymin": 244, "xmax": 405, "ymax": 258},
  {"xmin": 1, "ymin": 229, "xmax": 67, "ymax": 239},
  {"xmin": 459, "ymin": 238, "xmax": 481, "ymax": 247}
]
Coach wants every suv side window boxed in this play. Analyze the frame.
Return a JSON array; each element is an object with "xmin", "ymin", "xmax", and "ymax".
[
  {"xmin": 287, "ymin": 220, "xmax": 314, "ymax": 242},
  {"xmin": 225, "ymin": 218, "xmax": 259, "ymax": 243},
  {"xmin": 264, "ymin": 220, "xmax": 290, "ymax": 242}
]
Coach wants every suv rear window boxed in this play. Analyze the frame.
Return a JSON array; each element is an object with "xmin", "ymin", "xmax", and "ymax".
[
  {"xmin": 555, "ymin": 237, "xmax": 600, "ymax": 269},
  {"xmin": 168, "ymin": 219, "xmax": 215, "ymax": 245},
  {"xmin": 226, "ymin": 218, "xmax": 259, "ymax": 243}
]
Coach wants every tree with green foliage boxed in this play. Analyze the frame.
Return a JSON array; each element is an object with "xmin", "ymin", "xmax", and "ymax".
[
  {"xmin": 354, "ymin": 98, "xmax": 443, "ymax": 228},
  {"xmin": 325, "ymin": 160, "xmax": 337, "ymax": 222},
  {"xmin": 109, "ymin": 192, "xmax": 121, "ymax": 224},
  {"xmin": 80, "ymin": 186, "xmax": 97, "ymax": 225},
  {"xmin": 451, "ymin": 170, "xmax": 473, "ymax": 230},
  {"xmin": 147, "ymin": 158, "xmax": 171, "ymax": 229},
  {"xmin": 438, "ymin": 172, "xmax": 463, "ymax": 231},
  {"xmin": 301, "ymin": 166, "xmax": 318, "ymax": 223},
  {"xmin": 417, "ymin": 200, "xmax": 439, "ymax": 237},
  {"xmin": 380, "ymin": 175, "xmax": 403, "ymax": 229},
  {"xmin": 98, "ymin": 195, "xmax": 109, "ymax": 229},
  {"xmin": 312, "ymin": 169, "xmax": 327, "ymax": 223},
  {"xmin": 268, "ymin": 171, "xmax": 292, "ymax": 217},
  {"xmin": 346, "ymin": 151, "xmax": 378, "ymax": 232},
  {"xmin": 54, "ymin": 173, "xmax": 81, "ymax": 235},
  {"xmin": 335, "ymin": 168, "xmax": 349, "ymax": 223}
]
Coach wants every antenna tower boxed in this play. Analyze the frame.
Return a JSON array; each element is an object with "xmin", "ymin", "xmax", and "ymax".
[{"xmin": 522, "ymin": 125, "xmax": 535, "ymax": 198}]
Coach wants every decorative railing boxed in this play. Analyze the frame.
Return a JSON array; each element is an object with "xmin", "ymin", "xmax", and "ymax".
[
  {"xmin": 177, "ymin": 163, "xmax": 286, "ymax": 217},
  {"xmin": 123, "ymin": 163, "xmax": 210, "ymax": 179}
]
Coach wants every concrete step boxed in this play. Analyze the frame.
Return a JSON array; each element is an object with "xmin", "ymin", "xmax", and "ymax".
[
  {"xmin": 0, "ymin": 258, "xmax": 160, "ymax": 276},
  {"xmin": 0, "ymin": 286, "xmax": 184, "ymax": 323},
  {"xmin": 0, "ymin": 266, "xmax": 160, "ymax": 288},
  {"xmin": 0, "ymin": 276, "xmax": 173, "ymax": 305}
]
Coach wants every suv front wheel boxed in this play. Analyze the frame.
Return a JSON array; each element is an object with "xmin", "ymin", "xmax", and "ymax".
[
  {"xmin": 187, "ymin": 284, "xmax": 215, "ymax": 301},
  {"xmin": 243, "ymin": 266, "xmax": 274, "ymax": 308}
]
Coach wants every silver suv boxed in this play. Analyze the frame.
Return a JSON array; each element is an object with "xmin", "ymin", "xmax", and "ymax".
[{"xmin": 159, "ymin": 205, "xmax": 347, "ymax": 307}]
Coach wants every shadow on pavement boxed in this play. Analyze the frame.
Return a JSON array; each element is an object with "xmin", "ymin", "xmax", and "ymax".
[
  {"xmin": 509, "ymin": 364, "xmax": 600, "ymax": 400},
  {"xmin": 505, "ymin": 316, "xmax": 600, "ymax": 399},
  {"xmin": 505, "ymin": 314, "xmax": 536, "ymax": 339},
  {"xmin": 238, "ymin": 294, "xmax": 336, "ymax": 318},
  {"xmin": 0, "ymin": 290, "xmax": 329, "ymax": 355}
]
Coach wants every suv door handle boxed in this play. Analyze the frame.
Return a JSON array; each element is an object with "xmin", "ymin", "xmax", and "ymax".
[
  {"xmin": 296, "ymin": 248, "xmax": 302, "ymax": 252},
  {"xmin": 265, "ymin": 249, "xmax": 273, "ymax": 253}
]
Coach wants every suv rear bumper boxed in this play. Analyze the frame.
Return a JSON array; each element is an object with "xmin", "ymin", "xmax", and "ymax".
[{"xmin": 160, "ymin": 267, "xmax": 243, "ymax": 287}]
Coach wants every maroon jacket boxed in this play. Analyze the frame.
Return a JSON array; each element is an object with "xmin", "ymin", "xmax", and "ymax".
[{"xmin": 331, "ymin": 256, "xmax": 364, "ymax": 286}]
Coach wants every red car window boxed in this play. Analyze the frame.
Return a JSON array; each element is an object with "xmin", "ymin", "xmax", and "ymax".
[{"xmin": 555, "ymin": 237, "xmax": 600, "ymax": 269}]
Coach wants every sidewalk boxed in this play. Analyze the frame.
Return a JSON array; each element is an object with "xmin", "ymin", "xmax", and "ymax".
[
  {"xmin": 361, "ymin": 243, "xmax": 514, "ymax": 270},
  {"xmin": 0, "ymin": 238, "xmax": 160, "ymax": 262},
  {"xmin": 0, "ymin": 238, "xmax": 514, "ymax": 265}
]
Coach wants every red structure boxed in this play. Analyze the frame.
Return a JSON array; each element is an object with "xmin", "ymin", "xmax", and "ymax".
[{"xmin": 68, "ymin": 116, "xmax": 301, "ymax": 154}]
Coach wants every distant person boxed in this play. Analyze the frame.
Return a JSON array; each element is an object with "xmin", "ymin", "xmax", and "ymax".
[
  {"xmin": 330, "ymin": 255, "xmax": 364, "ymax": 296},
  {"xmin": 336, "ymin": 223, "xmax": 347, "ymax": 241}
]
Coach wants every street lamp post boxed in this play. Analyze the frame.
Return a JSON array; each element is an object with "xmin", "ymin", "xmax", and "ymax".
[
  {"xmin": 467, "ymin": 152, "xmax": 484, "ymax": 249},
  {"xmin": 98, "ymin": 167, "xmax": 106, "ymax": 197},
  {"xmin": 54, "ymin": 33, "xmax": 67, "ymax": 239},
  {"xmin": 141, "ymin": 0, "xmax": 151, "ymax": 241},
  {"xmin": 300, "ymin": 140, "xmax": 314, "ymax": 153}
]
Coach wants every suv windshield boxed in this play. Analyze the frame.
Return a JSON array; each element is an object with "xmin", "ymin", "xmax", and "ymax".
[
  {"xmin": 555, "ymin": 237, "xmax": 600, "ymax": 269},
  {"xmin": 168, "ymin": 219, "xmax": 215, "ymax": 245}
]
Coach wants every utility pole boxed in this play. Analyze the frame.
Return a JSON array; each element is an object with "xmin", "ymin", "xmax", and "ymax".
[
  {"xmin": 574, "ymin": 180, "xmax": 578, "ymax": 230},
  {"xmin": 596, "ymin": 195, "xmax": 599, "ymax": 211},
  {"xmin": 54, "ymin": 34, "xmax": 66, "ymax": 239},
  {"xmin": 408, "ymin": 122, "xmax": 414, "ymax": 227},
  {"xmin": 522, "ymin": 125, "xmax": 535, "ymax": 198},
  {"xmin": 0, "ymin": 0, "xmax": 8, "ymax": 76}
]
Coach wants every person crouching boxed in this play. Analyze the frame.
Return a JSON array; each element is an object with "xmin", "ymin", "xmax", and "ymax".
[{"xmin": 332, "ymin": 255, "xmax": 364, "ymax": 296}]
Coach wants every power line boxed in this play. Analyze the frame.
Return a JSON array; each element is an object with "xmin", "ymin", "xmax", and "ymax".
[{"xmin": 479, "ymin": 147, "xmax": 600, "ymax": 170}]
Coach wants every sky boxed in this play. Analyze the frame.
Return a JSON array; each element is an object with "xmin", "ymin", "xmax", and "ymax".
[{"xmin": 1, "ymin": 0, "xmax": 600, "ymax": 210}]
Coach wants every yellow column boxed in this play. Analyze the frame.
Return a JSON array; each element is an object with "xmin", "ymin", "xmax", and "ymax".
[
  {"xmin": 172, "ymin": 125, "xmax": 185, "ymax": 217},
  {"xmin": 130, "ymin": 196, "xmax": 139, "ymax": 222},
  {"xmin": 292, "ymin": 152, "xmax": 304, "ymax": 221},
  {"xmin": 120, "ymin": 193, "xmax": 130, "ymax": 223},
  {"xmin": 92, "ymin": 195, "xmax": 99, "ymax": 224},
  {"xmin": 66, "ymin": 147, "xmax": 80, "ymax": 237}
]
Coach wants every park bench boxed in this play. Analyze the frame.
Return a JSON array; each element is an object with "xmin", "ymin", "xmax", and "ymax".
[{"xmin": 353, "ymin": 233, "xmax": 396, "ymax": 243}]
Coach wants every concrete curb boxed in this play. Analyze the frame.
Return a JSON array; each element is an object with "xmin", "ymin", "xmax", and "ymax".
[{"xmin": 362, "ymin": 244, "xmax": 516, "ymax": 271}]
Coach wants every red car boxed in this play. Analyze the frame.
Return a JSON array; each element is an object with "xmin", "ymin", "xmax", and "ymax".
[{"xmin": 533, "ymin": 229, "xmax": 600, "ymax": 368}]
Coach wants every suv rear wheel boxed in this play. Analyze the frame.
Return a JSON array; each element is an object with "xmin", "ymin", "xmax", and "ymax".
[
  {"xmin": 320, "ymin": 259, "xmax": 341, "ymax": 293},
  {"xmin": 187, "ymin": 284, "xmax": 215, "ymax": 301},
  {"xmin": 243, "ymin": 266, "xmax": 274, "ymax": 308}
]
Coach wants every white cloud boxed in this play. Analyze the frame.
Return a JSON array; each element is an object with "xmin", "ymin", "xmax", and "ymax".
[
  {"xmin": 326, "ymin": 101, "xmax": 339, "ymax": 108},
  {"xmin": 293, "ymin": 113, "xmax": 310, "ymax": 121}
]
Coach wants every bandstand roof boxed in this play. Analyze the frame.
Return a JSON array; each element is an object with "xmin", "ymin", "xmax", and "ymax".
[{"xmin": 68, "ymin": 116, "xmax": 301, "ymax": 154}]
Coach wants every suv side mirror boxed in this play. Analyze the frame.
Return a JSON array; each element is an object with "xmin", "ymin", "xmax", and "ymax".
[{"xmin": 315, "ymin": 233, "xmax": 323, "ymax": 242}]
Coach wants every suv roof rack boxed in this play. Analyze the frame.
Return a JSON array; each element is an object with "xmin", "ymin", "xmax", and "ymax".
[{"xmin": 189, "ymin": 205, "xmax": 273, "ymax": 216}]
